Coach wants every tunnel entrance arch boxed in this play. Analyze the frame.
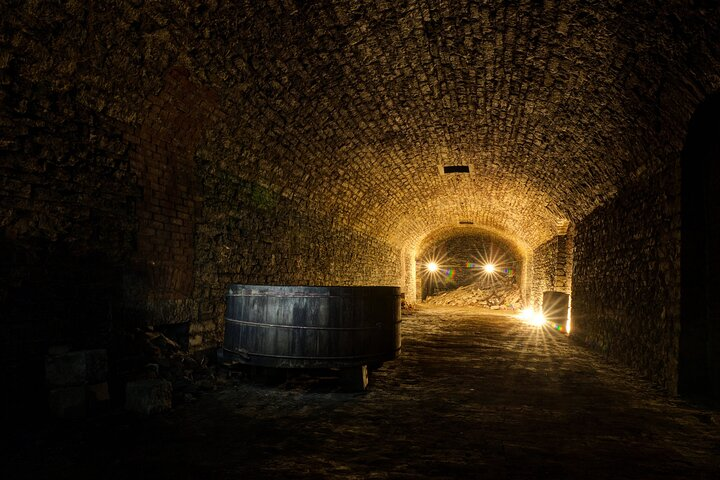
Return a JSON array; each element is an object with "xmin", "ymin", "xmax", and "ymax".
[
  {"xmin": 415, "ymin": 226, "xmax": 529, "ymax": 307},
  {"xmin": 679, "ymin": 93, "xmax": 720, "ymax": 401}
]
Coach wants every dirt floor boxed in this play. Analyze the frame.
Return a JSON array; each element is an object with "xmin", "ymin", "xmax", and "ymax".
[{"xmin": 6, "ymin": 306, "xmax": 720, "ymax": 479}]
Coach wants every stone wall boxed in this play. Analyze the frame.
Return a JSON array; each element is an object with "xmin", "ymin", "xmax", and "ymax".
[
  {"xmin": 555, "ymin": 229, "xmax": 573, "ymax": 295},
  {"xmin": 126, "ymin": 66, "xmax": 222, "ymax": 327},
  {"xmin": 402, "ymin": 248, "xmax": 418, "ymax": 303},
  {"xmin": 530, "ymin": 238, "xmax": 557, "ymax": 309},
  {"xmin": 0, "ymin": 68, "xmax": 139, "ymax": 413},
  {"xmin": 529, "ymin": 230, "xmax": 574, "ymax": 310},
  {"xmin": 2, "ymin": 0, "xmax": 719, "ymax": 403},
  {"xmin": 571, "ymin": 166, "xmax": 681, "ymax": 393},
  {"xmin": 0, "ymin": 1, "xmax": 200, "ymax": 346},
  {"xmin": 0, "ymin": 2, "xmax": 224, "ymax": 410}
]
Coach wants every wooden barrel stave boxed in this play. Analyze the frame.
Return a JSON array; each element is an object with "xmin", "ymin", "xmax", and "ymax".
[{"xmin": 223, "ymin": 285, "xmax": 401, "ymax": 369}]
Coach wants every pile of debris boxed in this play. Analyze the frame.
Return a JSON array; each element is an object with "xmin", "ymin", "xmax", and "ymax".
[
  {"xmin": 424, "ymin": 281, "xmax": 523, "ymax": 310},
  {"xmin": 115, "ymin": 328, "xmax": 223, "ymax": 412},
  {"xmin": 401, "ymin": 299, "xmax": 416, "ymax": 314},
  {"xmin": 45, "ymin": 328, "xmax": 224, "ymax": 417}
]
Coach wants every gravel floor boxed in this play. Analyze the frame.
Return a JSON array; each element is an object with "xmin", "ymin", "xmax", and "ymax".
[{"xmin": 7, "ymin": 305, "xmax": 720, "ymax": 479}]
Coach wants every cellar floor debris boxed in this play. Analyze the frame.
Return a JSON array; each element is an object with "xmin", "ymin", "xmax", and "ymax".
[{"xmin": 7, "ymin": 306, "xmax": 720, "ymax": 479}]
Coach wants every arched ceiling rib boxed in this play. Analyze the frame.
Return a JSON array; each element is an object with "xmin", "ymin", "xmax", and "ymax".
[
  {"xmin": 192, "ymin": 0, "xmax": 720, "ymax": 251},
  {"xmin": 417, "ymin": 225, "xmax": 529, "ymax": 265}
]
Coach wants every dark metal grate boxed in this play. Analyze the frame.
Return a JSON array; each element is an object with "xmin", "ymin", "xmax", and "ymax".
[{"xmin": 443, "ymin": 165, "xmax": 470, "ymax": 174}]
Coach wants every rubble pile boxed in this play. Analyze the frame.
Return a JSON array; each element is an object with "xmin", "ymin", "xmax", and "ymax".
[
  {"xmin": 401, "ymin": 299, "xmax": 416, "ymax": 314},
  {"xmin": 117, "ymin": 328, "xmax": 224, "ymax": 408},
  {"xmin": 424, "ymin": 281, "xmax": 523, "ymax": 310},
  {"xmin": 45, "ymin": 329, "xmax": 226, "ymax": 417}
]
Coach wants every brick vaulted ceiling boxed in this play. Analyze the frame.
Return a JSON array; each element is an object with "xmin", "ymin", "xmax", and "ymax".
[{"xmin": 7, "ymin": 1, "xmax": 720, "ymax": 252}]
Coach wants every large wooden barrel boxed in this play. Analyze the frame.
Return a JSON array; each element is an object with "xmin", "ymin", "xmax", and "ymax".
[{"xmin": 223, "ymin": 285, "xmax": 402, "ymax": 369}]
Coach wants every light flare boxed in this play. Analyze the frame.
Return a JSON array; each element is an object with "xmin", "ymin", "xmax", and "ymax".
[
  {"xmin": 566, "ymin": 310, "xmax": 572, "ymax": 334},
  {"xmin": 517, "ymin": 308, "xmax": 546, "ymax": 327}
]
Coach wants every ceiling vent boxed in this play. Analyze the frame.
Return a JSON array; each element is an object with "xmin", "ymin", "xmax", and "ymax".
[
  {"xmin": 442, "ymin": 165, "xmax": 471, "ymax": 174},
  {"xmin": 556, "ymin": 219, "xmax": 570, "ymax": 235}
]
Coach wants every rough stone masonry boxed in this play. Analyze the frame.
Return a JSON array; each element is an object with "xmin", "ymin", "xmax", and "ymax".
[{"xmin": 1, "ymin": 0, "xmax": 719, "ymax": 411}]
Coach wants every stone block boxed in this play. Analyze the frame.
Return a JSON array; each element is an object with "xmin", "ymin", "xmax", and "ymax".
[
  {"xmin": 48, "ymin": 386, "xmax": 86, "ymax": 418},
  {"xmin": 84, "ymin": 350, "xmax": 109, "ymax": 384},
  {"xmin": 46, "ymin": 349, "xmax": 108, "ymax": 387},
  {"xmin": 87, "ymin": 382, "xmax": 111, "ymax": 403},
  {"xmin": 189, "ymin": 334, "xmax": 204, "ymax": 348},
  {"xmin": 125, "ymin": 379, "xmax": 172, "ymax": 415},
  {"xmin": 48, "ymin": 344, "xmax": 71, "ymax": 356},
  {"xmin": 542, "ymin": 291, "xmax": 570, "ymax": 322},
  {"xmin": 46, "ymin": 351, "xmax": 86, "ymax": 387}
]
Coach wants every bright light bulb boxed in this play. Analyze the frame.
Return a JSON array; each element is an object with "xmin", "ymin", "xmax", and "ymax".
[
  {"xmin": 427, "ymin": 262, "xmax": 439, "ymax": 273},
  {"xmin": 518, "ymin": 308, "xmax": 534, "ymax": 321},
  {"xmin": 529, "ymin": 311, "xmax": 546, "ymax": 326},
  {"xmin": 483, "ymin": 263, "xmax": 496, "ymax": 273}
]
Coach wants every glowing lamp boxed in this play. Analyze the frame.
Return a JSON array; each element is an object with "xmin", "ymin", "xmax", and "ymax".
[
  {"xmin": 483, "ymin": 263, "xmax": 496, "ymax": 273},
  {"xmin": 566, "ymin": 313, "xmax": 572, "ymax": 334},
  {"xmin": 518, "ymin": 308, "xmax": 534, "ymax": 321},
  {"xmin": 517, "ymin": 308, "xmax": 546, "ymax": 327},
  {"xmin": 427, "ymin": 262, "xmax": 439, "ymax": 273},
  {"xmin": 529, "ymin": 311, "xmax": 546, "ymax": 326}
]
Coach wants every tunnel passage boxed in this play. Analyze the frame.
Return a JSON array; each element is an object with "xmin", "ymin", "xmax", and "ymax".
[
  {"xmin": 1, "ymin": 0, "xmax": 720, "ymax": 413},
  {"xmin": 415, "ymin": 227, "xmax": 526, "ymax": 307},
  {"xmin": 679, "ymin": 93, "xmax": 720, "ymax": 401}
]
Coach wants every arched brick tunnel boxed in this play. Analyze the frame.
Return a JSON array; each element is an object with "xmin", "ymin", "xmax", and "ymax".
[{"xmin": 2, "ymin": 1, "xmax": 720, "ymax": 477}]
